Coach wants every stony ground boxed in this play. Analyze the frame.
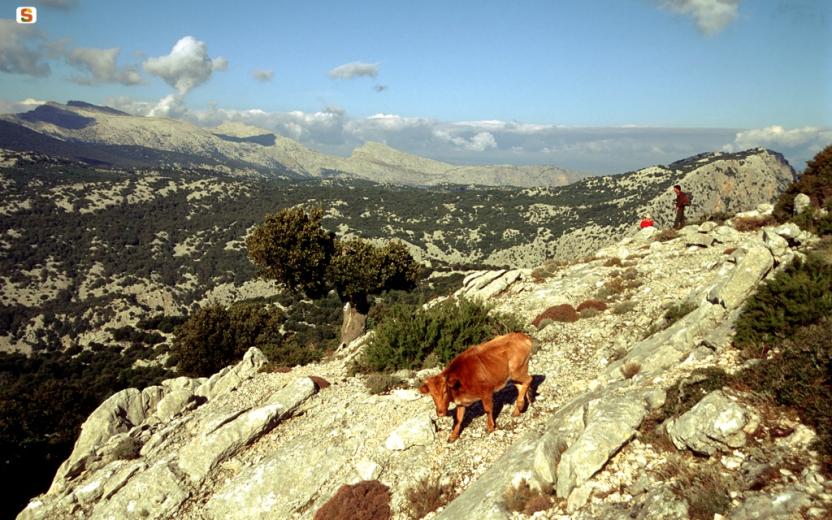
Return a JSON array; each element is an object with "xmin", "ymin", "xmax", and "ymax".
[{"xmin": 169, "ymin": 228, "xmax": 766, "ymax": 518}]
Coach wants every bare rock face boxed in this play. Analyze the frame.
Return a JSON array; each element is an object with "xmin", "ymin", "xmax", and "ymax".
[{"xmin": 665, "ymin": 390, "xmax": 752, "ymax": 455}]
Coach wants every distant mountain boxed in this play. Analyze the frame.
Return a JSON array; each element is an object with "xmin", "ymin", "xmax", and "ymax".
[{"xmin": 0, "ymin": 101, "xmax": 584, "ymax": 188}]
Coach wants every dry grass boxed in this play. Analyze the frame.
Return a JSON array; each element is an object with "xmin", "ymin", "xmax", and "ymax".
[
  {"xmin": 604, "ymin": 257, "xmax": 623, "ymax": 267},
  {"xmin": 611, "ymin": 300, "xmax": 636, "ymax": 315},
  {"xmin": 621, "ymin": 361, "xmax": 641, "ymax": 379},
  {"xmin": 655, "ymin": 229, "xmax": 679, "ymax": 242},
  {"xmin": 656, "ymin": 453, "xmax": 732, "ymax": 520},
  {"xmin": 364, "ymin": 373, "xmax": 402, "ymax": 395},
  {"xmin": 404, "ymin": 477, "xmax": 456, "ymax": 519},
  {"xmin": 733, "ymin": 215, "xmax": 775, "ymax": 232},
  {"xmin": 503, "ymin": 480, "xmax": 554, "ymax": 516}
]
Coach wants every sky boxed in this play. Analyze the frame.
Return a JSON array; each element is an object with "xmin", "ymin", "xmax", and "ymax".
[{"xmin": 0, "ymin": 0, "xmax": 830, "ymax": 173}]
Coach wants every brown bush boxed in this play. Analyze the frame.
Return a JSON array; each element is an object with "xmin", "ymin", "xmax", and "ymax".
[
  {"xmin": 655, "ymin": 229, "xmax": 679, "ymax": 242},
  {"xmin": 503, "ymin": 480, "xmax": 553, "ymax": 515},
  {"xmin": 313, "ymin": 480, "xmax": 391, "ymax": 520},
  {"xmin": 577, "ymin": 299, "xmax": 608, "ymax": 312},
  {"xmin": 621, "ymin": 361, "xmax": 641, "ymax": 379},
  {"xmin": 723, "ymin": 247, "xmax": 737, "ymax": 255},
  {"xmin": 308, "ymin": 375, "xmax": 331, "ymax": 390},
  {"xmin": 532, "ymin": 304, "xmax": 578, "ymax": 327},
  {"xmin": 604, "ymin": 257, "xmax": 623, "ymax": 267},
  {"xmin": 404, "ymin": 477, "xmax": 456, "ymax": 519},
  {"xmin": 733, "ymin": 215, "xmax": 775, "ymax": 232}
]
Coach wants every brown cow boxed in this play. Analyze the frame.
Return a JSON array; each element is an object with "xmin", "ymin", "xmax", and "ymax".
[{"xmin": 418, "ymin": 332, "xmax": 534, "ymax": 442}]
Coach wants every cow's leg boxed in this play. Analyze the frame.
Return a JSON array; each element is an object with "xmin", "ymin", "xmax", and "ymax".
[
  {"xmin": 512, "ymin": 373, "xmax": 534, "ymax": 416},
  {"xmin": 449, "ymin": 405, "xmax": 465, "ymax": 442},
  {"xmin": 482, "ymin": 394, "xmax": 495, "ymax": 432}
]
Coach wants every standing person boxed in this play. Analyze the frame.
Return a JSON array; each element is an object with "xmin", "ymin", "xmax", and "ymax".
[{"xmin": 673, "ymin": 185, "xmax": 690, "ymax": 229}]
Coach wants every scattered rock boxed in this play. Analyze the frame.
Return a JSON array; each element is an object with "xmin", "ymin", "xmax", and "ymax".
[
  {"xmin": 384, "ymin": 415, "xmax": 435, "ymax": 451},
  {"xmin": 666, "ymin": 390, "xmax": 751, "ymax": 455},
  {"xmin": 794, "ymin": 193, "xmax": 811, "ymax": 215}
]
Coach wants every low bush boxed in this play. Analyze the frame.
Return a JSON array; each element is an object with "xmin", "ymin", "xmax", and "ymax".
[
  {"xmin": 621, "ymin": 361, "xmax": 641, "ymax": 379},
  {"xmin": 657, "ymin": 453, "xmax": 732, "ymax": 520},
  {"xmin": 313, "ymin": 480, "xmax": 391, "ymax": 520},
  {"xmin": 355, "ymin": 298, "xmax": 522, "ymax": 373},
  {"xmin": 611, "ymin": 300, "xmax": 636, "ymax": 315},
  {"xmin": 503, "ymin": 480, "xmax": 553, "ymax": 516},
  {"xmin": 403, "ymin": 477, "xmax": 457, "ymax": 519},
  {"xmin": 655, "ymin": 229, "xmax": 679, "ymax": 242},
  {"xmin": 734, "ymin": 253, "xmax": 832, "ymax": 357},
  {"xmin": 365, "ymin": 373, "xmax": 402, "ymax": 395},
  {"xmin": 532, "ymin": 304, "xmax": 578, "ymax": 327},
  {"xmin": 733, "ymin": 215, "xmax": 775, "ymax": 232},
  {"xmin": 577, "ymin": 299, "xmax": 607, "ymax": 312}
]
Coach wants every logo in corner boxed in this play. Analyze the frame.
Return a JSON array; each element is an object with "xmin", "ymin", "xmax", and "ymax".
[{"xmin": 16, "ymin": 6, "xmax": 37, "ymax": 24}]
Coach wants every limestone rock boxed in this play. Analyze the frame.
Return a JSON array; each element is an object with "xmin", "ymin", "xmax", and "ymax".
[
  {"xmin": 555, "ymin": 392, "xmax": 648, "ymax": 498},
  {"xmin": 196, "ymin": 347, "xmax": 268, "ymax": 399},
  {"xmin": 730, "ymin": 490, "xmax": 813, "ymax": 520},
  {"xmin": 204, "ymin": 437, "xmax": 354, "ymax": 520},
  {"xmin": 179, "ymin": 377, "xmax": 316, "ymax": 481},
  {"xmin": 712, "ymin": 225, "xmax": 740, "ymax": 244},
  {"xmin": 707, "ymin": 245, "xmax": 773, "ymax": 309},
  {"xmin": 90, "ymin": 462, "xmax": 189, "ymax": 520},
  {"xmin": 666, "ymin": 390, "xmax": 750, "ymax": 455},
  {"xmin": 384, "ymin": 415, "xmax": 435, "ymax": 450},
  {"xmin": 697, "ymin": 221, "xmax": 718, "ymax": 233},
  {"xmin": 761, "ymin": 229, "xmax": 789, "ymax": 258},
  {"xmin": 685, "ymin": 233, "xmax": 715, "ymax": 248},
  {"xmin": 773, "ymin": 223, "xmax": 801, "ymax": 241},
  {"xmin": 794, "ymin": 193, "xmax": 811, "ymax": 215}
]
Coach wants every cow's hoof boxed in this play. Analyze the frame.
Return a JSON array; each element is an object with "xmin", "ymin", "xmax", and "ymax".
[
  {"xmin": 511, "ymin": 409, "xmax": 521, "ymax": 417},
  {"xmin": 447, "ymin": 436, "xmax": 458, "ymax": 443}
]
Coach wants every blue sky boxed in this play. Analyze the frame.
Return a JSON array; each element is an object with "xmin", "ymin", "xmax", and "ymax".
[{"xmin": 1, "ymin": 0, "xmax": 829, "ymax": 173}]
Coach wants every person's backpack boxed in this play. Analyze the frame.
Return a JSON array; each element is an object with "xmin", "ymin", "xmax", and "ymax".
[{"xmin": 684, "ymin": 192, "xmax": 692, "ymax": 207}]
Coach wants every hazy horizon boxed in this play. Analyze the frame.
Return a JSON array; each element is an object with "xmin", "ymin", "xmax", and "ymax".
[{"xmin": 1, "ymin": 0, "xmax": 829, "ymax": 173}]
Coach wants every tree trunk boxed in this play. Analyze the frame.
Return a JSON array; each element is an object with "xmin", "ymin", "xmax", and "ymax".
[{"xmin": 340, "ymin": 296, "xmax": 368, "ymax": 346}]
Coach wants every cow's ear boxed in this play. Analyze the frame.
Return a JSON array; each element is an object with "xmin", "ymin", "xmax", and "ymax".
[
  {"xmin": 448, "ymin": 376, "xmax": 461, "ymax": 390},
  {"xmin": 418, "ymin": 383, "xmax": 429, "ymax": 394}
]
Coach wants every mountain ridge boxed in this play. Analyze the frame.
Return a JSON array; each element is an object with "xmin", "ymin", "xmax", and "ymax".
[{"xmin": 0, "ymin": 101, "xmax": 585, "ymax": 188}]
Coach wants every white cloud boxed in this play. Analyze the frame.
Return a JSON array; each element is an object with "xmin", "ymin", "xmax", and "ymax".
[
  {"xmin": 66, "ymin": 47, "xmax": 141, "ymax": 85},
  {"xmin": 659, "ymin": 0, "xmax": 740, "ymax": 35},
  {"xmin": 328, "ymin": 61, "xmax": 379, "ymax": 80},
  {"xmin": 0, "ymin": 21, "xmax": 52, "ymax": 77},
  {"xmin": 252, "ymin": 69, "xmax": 274, "ymax": 82},
  {"xmin": 143, "ymin": 36, "xmax": 227, "ymax": 95},
  {"xmin": 147, "ymin": 94, "xmax": 188, "ymax": 118},
  {"xmin": 723, "ymin": 126, "xmax": 832, "ymax": 162}
]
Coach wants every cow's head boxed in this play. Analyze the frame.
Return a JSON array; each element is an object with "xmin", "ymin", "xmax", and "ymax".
[{"xmin": 419, "ymin": 374, "xmax": 457, "ymax": 417}]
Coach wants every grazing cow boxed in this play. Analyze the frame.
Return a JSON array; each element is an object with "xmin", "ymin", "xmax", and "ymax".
[{"xmin": 418, "ymin": 332, "xmax": 534, "ymax": 442}]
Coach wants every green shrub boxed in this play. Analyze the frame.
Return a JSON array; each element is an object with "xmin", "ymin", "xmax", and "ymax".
[
  {"xmin": 611, "ymin": 300, "xmax": 636, "ymax": 315},
  {"xmin": 773, "ymin": 144, "xmax": 832, "ymax": 223},
  {"xmin": 737, "ymin": 318, "xmax": 832, "ymax": 468},
  {"xmin": 734, "ymin": 254, "xmax": 832, "ymax": 357},
  {"xmin": 365, "ymin": 373, "xmax": 402, "ymax": 395},
  {"xmin": 355, "ymin": 298, "xmax": 522, "ymax": 373}
]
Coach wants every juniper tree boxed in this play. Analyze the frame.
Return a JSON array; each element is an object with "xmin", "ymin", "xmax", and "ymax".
[{"xmin": 246, "ymin": 207, "xmax": 419, "ymax": 344}]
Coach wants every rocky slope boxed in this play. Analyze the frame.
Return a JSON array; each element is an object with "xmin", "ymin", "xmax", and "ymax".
[
  {"xmin": 18, "ymin": 208, "xmax": 831, "ymax": 519},
  {"xmin": 0, "ymin": 102, "xmax": 583, "ymax": 188}
]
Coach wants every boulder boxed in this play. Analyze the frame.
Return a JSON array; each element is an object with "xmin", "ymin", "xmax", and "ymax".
[
  {"xmin": 384, "ymin": 415, "xmax": 435, "ymax": 450},
  {"xmin": 756, "ymin": 203, "xmax": 774, "ymax": 216},
  {"xmin": 89, "ymin": 462, "xmax": 189, "ymax": 520},
  {"xmin": 555, "ymin": 392, "xmax": 648, "ymax": 498},
  {"xmin": 794, "ymin": 193, "xmax": 811, "ymax": 215},
  {"xmin": 204, "ymin": 436, "xmax": 355, "ymax": 520},
  {"xmin": 665, "ymin": 390, "xmax": 750, "ymax": 455},
  {"xmin": 773, "ymin": 223, "xmax": 801, "ymax": 241},
  {"xmin": 761, "ymin": 229, "xmax": 789, "ymax": 258},
  {"xmin": 685, "ymin": 233, "xmax": 715, "ymax": 248},
  {"xmin": 179, "ymin": 377, "xmax": 316, "ymax": 481},
  {"xmin": 49, "ymin": 385, "xmax": 166, "ymax": 493},
  {"xmin": 697, "ymin": 221, "xmax": 718, "ymax": 233},
  {"xmin": 707, "ymin": 246, "xmax": 773, "ymax": 309},
  {"xmin": 196, "ymin": 347, "xmax": 268, "ymax": 399},
  {"xmin": 730, "ymin": 490, "xmax": 813, "ymax": 520},
  {"xmin": 712, "ymin": 225, "xmax": 740, "ymax": 244}
]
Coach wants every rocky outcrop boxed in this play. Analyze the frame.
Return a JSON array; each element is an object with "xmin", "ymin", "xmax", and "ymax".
[
  {"xmin": 19, "ymin": 215, "xmax": 832, "ymax": 520},
  {"xmin": 665, "ymin": 390, "xmax": 754, "ymax": 455}
]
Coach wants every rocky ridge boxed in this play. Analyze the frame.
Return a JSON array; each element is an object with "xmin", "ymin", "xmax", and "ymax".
[
  {"xmin": 0, "ymin": 102, "xmax": 583, "ymax": 188},
  {"xmin": 18, "ymin": 202, "xmax": 832, "ymax": 519}
]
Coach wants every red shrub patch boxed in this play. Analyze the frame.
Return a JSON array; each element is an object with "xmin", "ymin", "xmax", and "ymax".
[
  {"xmin": 313, "ymin": 480, "xmax": 392, "ymax": 520},
  {"xmin": 532, "ymin": 304, "xmax": 578, "ymax": 327},
  {"xmin": 577, "ymin": 299, "xmax": 608, "ymax": 312},
  {"xmin": 308, "ymin": 375, "xmax": 331, "ymax": 390}
]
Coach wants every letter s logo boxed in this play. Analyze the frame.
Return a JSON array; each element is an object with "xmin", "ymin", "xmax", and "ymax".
[{"xmin": 16, "ymin": 7, "xmax": 37, "ymax": 24}]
